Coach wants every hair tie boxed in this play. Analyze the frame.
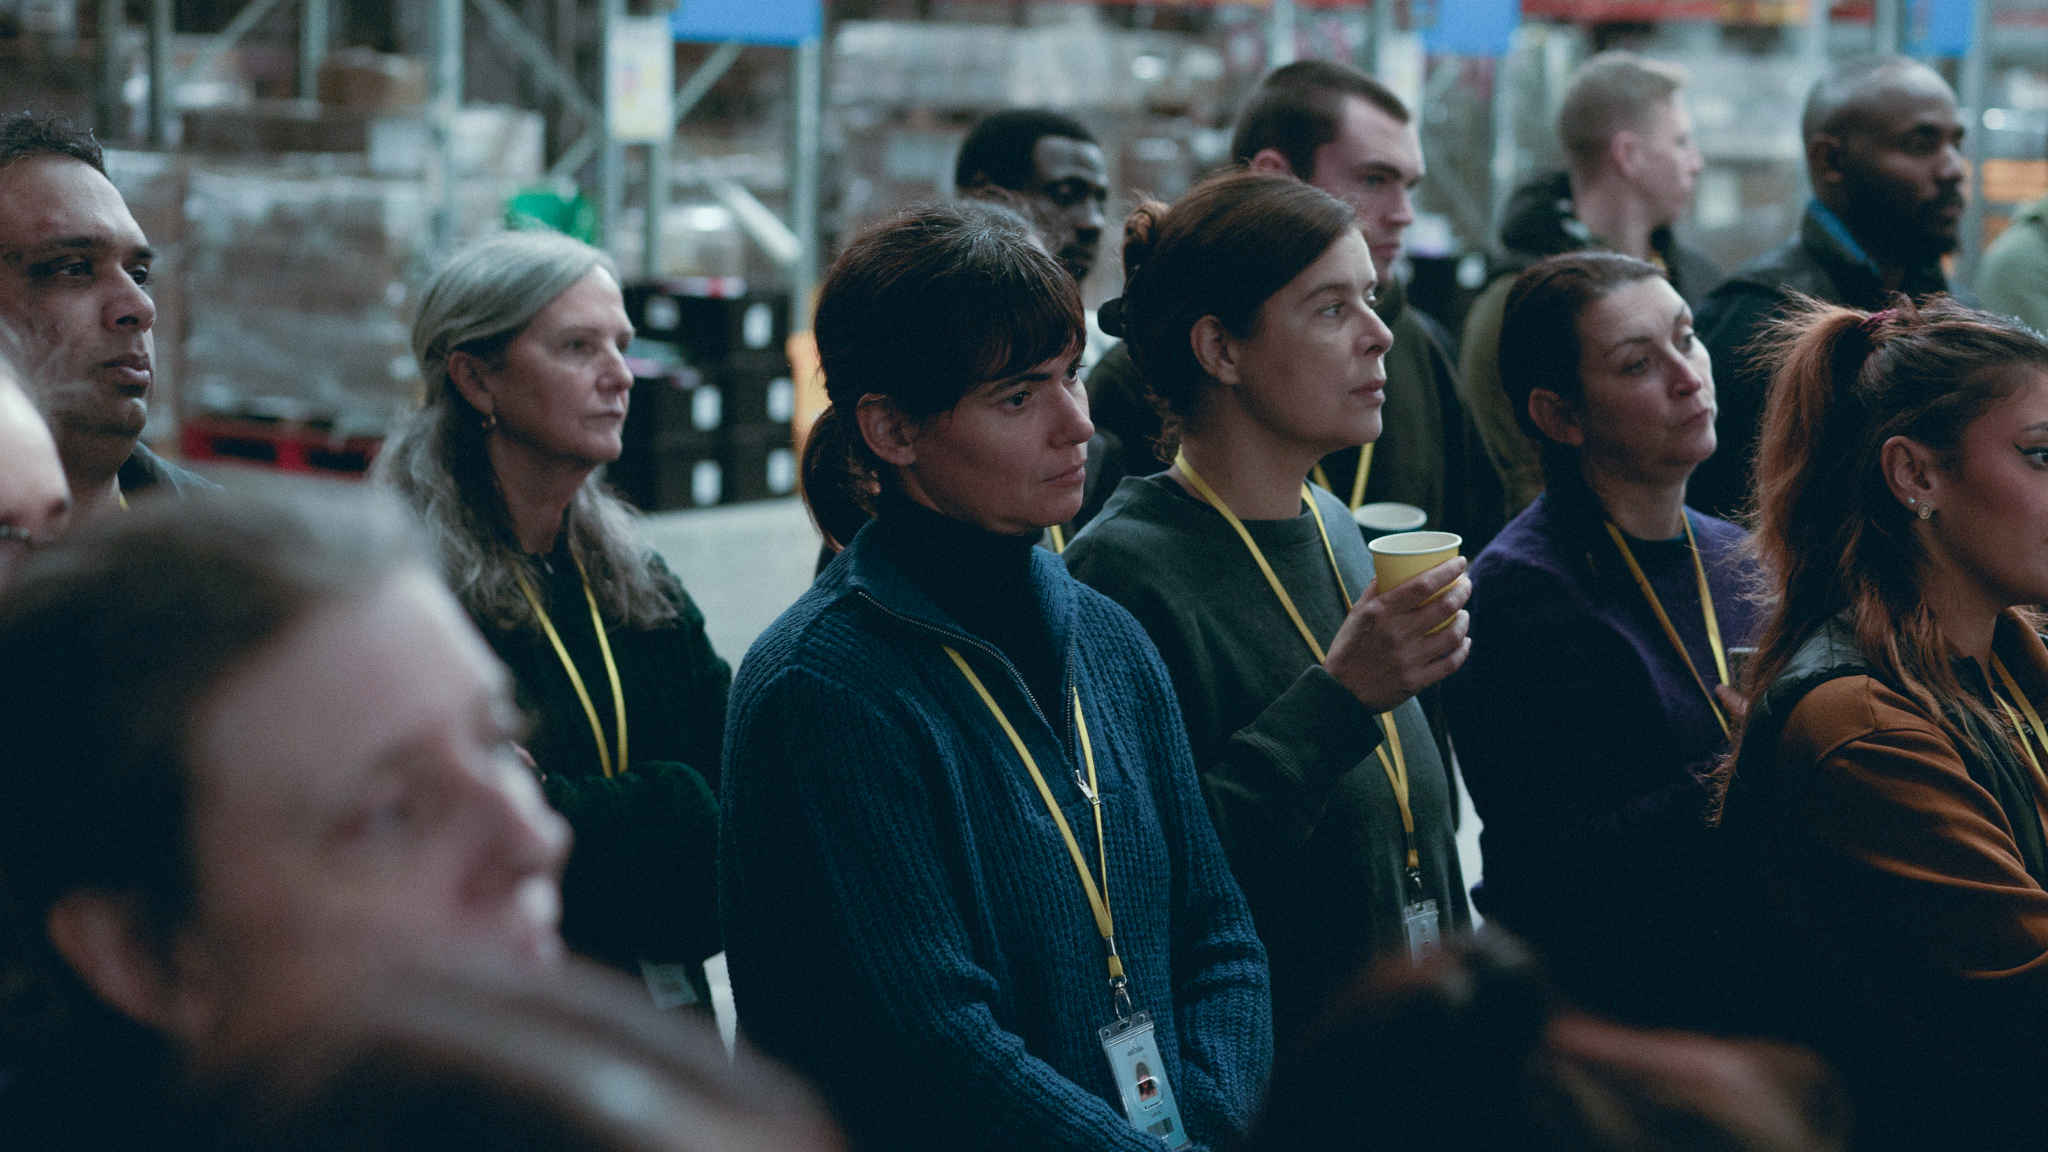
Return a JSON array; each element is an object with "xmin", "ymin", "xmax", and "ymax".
[
  {"xmin": 1097, "ymin": 296, "xmax": 1128, "ymax": 340},
  {"xmin": 1860, "ymin": 308, "xmax": 1896, "ymax": 338}
]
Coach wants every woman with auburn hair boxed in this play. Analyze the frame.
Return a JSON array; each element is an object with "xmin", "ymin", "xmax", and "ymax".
[
  {"xmin": 1064, "ymin": 169, "xmax": 1470, "ymax": 1045},
  {"xmin": 1444, "ymin": 252, "xmax": 1760, "ymax": 1029},
  {"xmin": 721, "ymin": 202, "xmax": 1269, "ymax": 1152},
  {"xmin": 1716, "ymin": 295, "xmax": 2048, "ymax": 1151}
]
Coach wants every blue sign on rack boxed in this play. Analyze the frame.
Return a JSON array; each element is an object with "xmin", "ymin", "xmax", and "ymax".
[
  {"xmin": 1422, "ymin": 0, "xmax": 1519, "ymax": 57},
  {"xmin": 670, "ymin": 0, "xmax": 821, "ymax": 46},
  {"xmin": 1908, "ymin": 0, "xmax": 1972, "ymax": 57}
]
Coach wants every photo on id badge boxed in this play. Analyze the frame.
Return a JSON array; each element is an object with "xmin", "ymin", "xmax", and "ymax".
[{"xmin": 1100, "ymin": 1011, "xmax": 1190, "ymax": 1148}]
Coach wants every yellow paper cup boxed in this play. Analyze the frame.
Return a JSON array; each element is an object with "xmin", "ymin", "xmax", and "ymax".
[{"xmin": 1368, "ymin": 530, "xmax": 1463, "ymax": 633}]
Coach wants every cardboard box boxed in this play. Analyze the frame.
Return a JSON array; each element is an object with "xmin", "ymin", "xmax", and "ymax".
[{"xmin": 318, "ymin": 48, "xmax": 429, "ymax": 112}]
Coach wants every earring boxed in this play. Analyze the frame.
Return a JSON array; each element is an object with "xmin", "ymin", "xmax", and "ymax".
[
  {"xmin": 481, "ymin": 410, "xmax": 498, "ymax": 432},
  {"xmin": 1919, "ymin": 502, "xmax": 1934, "ymax": 520}
]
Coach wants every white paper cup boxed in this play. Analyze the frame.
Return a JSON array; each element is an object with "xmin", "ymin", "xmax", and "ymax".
[
  {"xmin": 1368, "ymin": 530, "xmax": 1463, "ymax": 633},
  {"xmin": 1352, "ymin": 501, "xmax": 1428, "ymax": 536}
]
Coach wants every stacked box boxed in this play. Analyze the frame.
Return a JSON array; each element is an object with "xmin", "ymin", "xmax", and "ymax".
[
  {"xmin": 610, "ymin": 365, "xmax": 726, "ymax": 511},
  {"xmin": 614, "ymin": 284, "xmax": 794, "ymax": 510},
  {"xmin": 180, "ymin": 163, "xmax": 427, "ymax": 438},
  {"xmin": 181, "ymin": 102, "xmax": 379, "ymax": 155},
  {"xmin": 170, "ymin": 113, "xmax": 543, "ymax": 444}
]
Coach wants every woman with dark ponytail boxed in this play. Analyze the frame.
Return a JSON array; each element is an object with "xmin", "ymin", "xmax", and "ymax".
[
  {"xmin": 724, "ymin": 202, "xmax": 1270, "ymax": 1152},
  {"xmin": 1442, "ymin": 252, "xmax": 1761, "ymax": 1029},
  {"xmin": 1063, "ymin": 169, "xmax": 1470, "ymax": 1047},
  {"xmin": 1716, "ymin": 295, "xmax": 2048, "ymax": 1151}
]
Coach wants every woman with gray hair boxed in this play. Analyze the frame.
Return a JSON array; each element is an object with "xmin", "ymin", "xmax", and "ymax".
[{"xmin": 376, "ymin": 229, "xmax": 730, "ymax": 1009}]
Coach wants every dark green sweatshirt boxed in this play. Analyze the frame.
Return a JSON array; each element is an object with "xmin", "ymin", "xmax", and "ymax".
[
  {"xmin": 1066, "ymin": 475, "xmax": 1469, "ymax": 1040},
  {"xmin": 482, "ymin": 546, "xmax": 730, "ymax": 982}
]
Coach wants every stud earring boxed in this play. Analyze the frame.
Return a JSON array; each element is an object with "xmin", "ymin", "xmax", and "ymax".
[
  {"xmin": 481, "ymin": 410, "xmax": 498, "ymax": 432},
  {"xmin": 1919, "ymin": 502, "xmax": 1934, "ymax": 520}
]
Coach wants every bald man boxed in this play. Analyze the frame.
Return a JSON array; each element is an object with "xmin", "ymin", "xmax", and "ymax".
[
  {"xmin": 1690, "ymin": 56, "xmax": 1966, "ymax": 520},
  {"xmin": 0, "ymin": 367, "xmax": 70, "ymax": 588}
]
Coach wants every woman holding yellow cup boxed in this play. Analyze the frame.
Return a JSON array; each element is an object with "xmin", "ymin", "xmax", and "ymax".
[
  {"xmin": 1443, "ymin": 252, "xmax": 1760, "ymax": 1029},
  {"xmin": 1065, "ymin": 170, "xmax": 1471, "ymax": 1044}
]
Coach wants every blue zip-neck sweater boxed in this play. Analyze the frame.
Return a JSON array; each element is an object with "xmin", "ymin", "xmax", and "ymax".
[{"xmin": 719, "ymin": 509, "xmax": 1272, "ymax": 1152}]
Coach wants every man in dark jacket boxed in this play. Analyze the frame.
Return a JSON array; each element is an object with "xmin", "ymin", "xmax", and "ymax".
[
  {"xmin": 1091, "ymin": 60, "xmax": 1504, "ymax": 550},
  {"xmin": 0, "ymin": 111, "xmax": 209, "ymax": 521},
  {"xmin": 1689, "ymin": 55, "xmax": 1965, "ymax": 521},
  {"xmin": 1461, "ymin": 53, "xmax": 1720, "ymax": 516}
]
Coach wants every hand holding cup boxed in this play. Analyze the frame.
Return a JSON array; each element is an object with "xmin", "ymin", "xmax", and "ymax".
[{"xmin": 1325, "ymin": 547, "xmax": 1471, "ymax": 715}]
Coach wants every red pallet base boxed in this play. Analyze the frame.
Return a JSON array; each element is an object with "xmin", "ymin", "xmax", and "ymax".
[{"xmin": 180, "ymin": 417, "xmax": 383, "ymax": 478}]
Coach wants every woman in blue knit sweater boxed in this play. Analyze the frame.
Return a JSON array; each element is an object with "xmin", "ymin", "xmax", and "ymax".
[
  {"xmin": 719, "ymin": 203, "xmax": 1272, "ymax": 1152},
  {"xmin": 1444, "ymin": 252, "xmax": 1761, "ymax": 1028}
]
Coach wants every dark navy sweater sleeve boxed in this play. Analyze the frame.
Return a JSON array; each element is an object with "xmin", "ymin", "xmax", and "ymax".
[
  {"xmin": 721, "ymin": 587, "xmax": 1269, "ymax": 1152},
  {"xmin": 1099, "ymin": 611, "xmax": 1274, "ymax": 1137},
  {"xmin": 724, "ymin": 662, "xmax": 1173, "ymax": 1151}
]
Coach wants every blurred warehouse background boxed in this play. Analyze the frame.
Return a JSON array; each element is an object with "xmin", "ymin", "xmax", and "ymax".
[{"xmin": 0, "ymin": 0, "xmax": 2039, "ymax": 504}]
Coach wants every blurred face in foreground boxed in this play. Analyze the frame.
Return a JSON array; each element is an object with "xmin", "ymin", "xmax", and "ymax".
[
  {"xmin": 0, "ymin": 376, "xmax": 69, "ymax": 587},
  {"xmin": 62, "ymin": 566, "xmax": 572, "ymax": 1066}
]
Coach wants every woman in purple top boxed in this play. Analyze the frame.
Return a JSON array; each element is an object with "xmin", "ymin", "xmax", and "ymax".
[{"xmin": 1444, "ymin": 252, "xmax": 1761, "ymax": 1028}]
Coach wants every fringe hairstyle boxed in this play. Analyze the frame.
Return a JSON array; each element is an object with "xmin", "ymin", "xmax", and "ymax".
[
  {"xmin": 800, "ymin": 202, "xmax": 1082, "ymax": 551},
  {"xmin": 374, "ymin": 231, "xmax": 675, "ymax": 631},
  {"xmin": 1734, "ymin": 294, "xmax": 2048, "ymax": 762}
]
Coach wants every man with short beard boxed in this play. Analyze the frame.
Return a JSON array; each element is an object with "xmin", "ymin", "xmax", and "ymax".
[
  {"xmin": 1691, "ymin": 56, "xmax": 1966, "ymax": 521},
  {"xmin": 0, "ymin": 112, "xmax": 209, "ymax": 522}
]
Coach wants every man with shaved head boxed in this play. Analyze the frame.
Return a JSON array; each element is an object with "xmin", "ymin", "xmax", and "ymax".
[
  {"xmin": 1690, "ymin": 56, "xmax": 1965, "ymax": 519},
  {"xmin": 0, "ymin": 112, "xmax": 208, "ymax": 522}
]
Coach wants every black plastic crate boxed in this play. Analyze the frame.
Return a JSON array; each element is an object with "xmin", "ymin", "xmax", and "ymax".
[
  {"xmin": 609, "ymin": 446, "xmax": 724, "ymax": 512},
  {"xmin": 624, "ymin": 283, "xmax": 790, "ymax": 365},
  {"xmin": 721, "ymin": 423, "xmax": 798, "ymax": 505},
  {"xmin": 710, "ymin": 361, "xmax": 797, "ymax": 431},
  {"xmin": 614, "ymin": 371, "xmax": 720, "ymax": 510}
]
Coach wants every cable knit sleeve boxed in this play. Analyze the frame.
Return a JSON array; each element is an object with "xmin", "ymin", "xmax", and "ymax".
[
  {"xmin": 1101, "ymin": 612, "xmax": 1273, "ymax": 1141},
  {"xmin": 721, "ymin": 661, "xmax": 1218, "ymax": 1152}
]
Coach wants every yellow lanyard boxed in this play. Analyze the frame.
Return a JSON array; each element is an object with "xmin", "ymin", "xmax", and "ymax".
[
  {"xmin": 1990, "ymin": 656, "xmax": 2048, "ymax": 820},
  {"xmin": 945, "ymin": 649, "xmax": 1127, "ymax": 1006},
  {"xmin": 1603, "ymin": 518, "xmax": 1730, "ymax": 739},
  {"xmin": 513, "ymin": 553, "xmax": 628, "ymax": 778},
  {"xmin": 1048, "ymin": 524, "xmax": 1067, "ymax": 554},
  {"xmin": 1309, "ymin": 444, "xmax": 1375, "ymax": 513},
  {"xmin": 1174, "ymin": 450, "xmax": 1418, "ymax": 871}
]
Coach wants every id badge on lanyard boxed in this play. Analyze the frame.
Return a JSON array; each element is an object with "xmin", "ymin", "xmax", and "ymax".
[
  {"xmin": 946, "ymin": 649, "xmax": 1188, "ymax": 1145},
  {"xmin": 1099, "ymin": 1010, "xmax": 1190, "ymax": 1148},
  {"xmin": 1402, "ymin": 897, "xmax": 1440, "ymax": 963}
]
